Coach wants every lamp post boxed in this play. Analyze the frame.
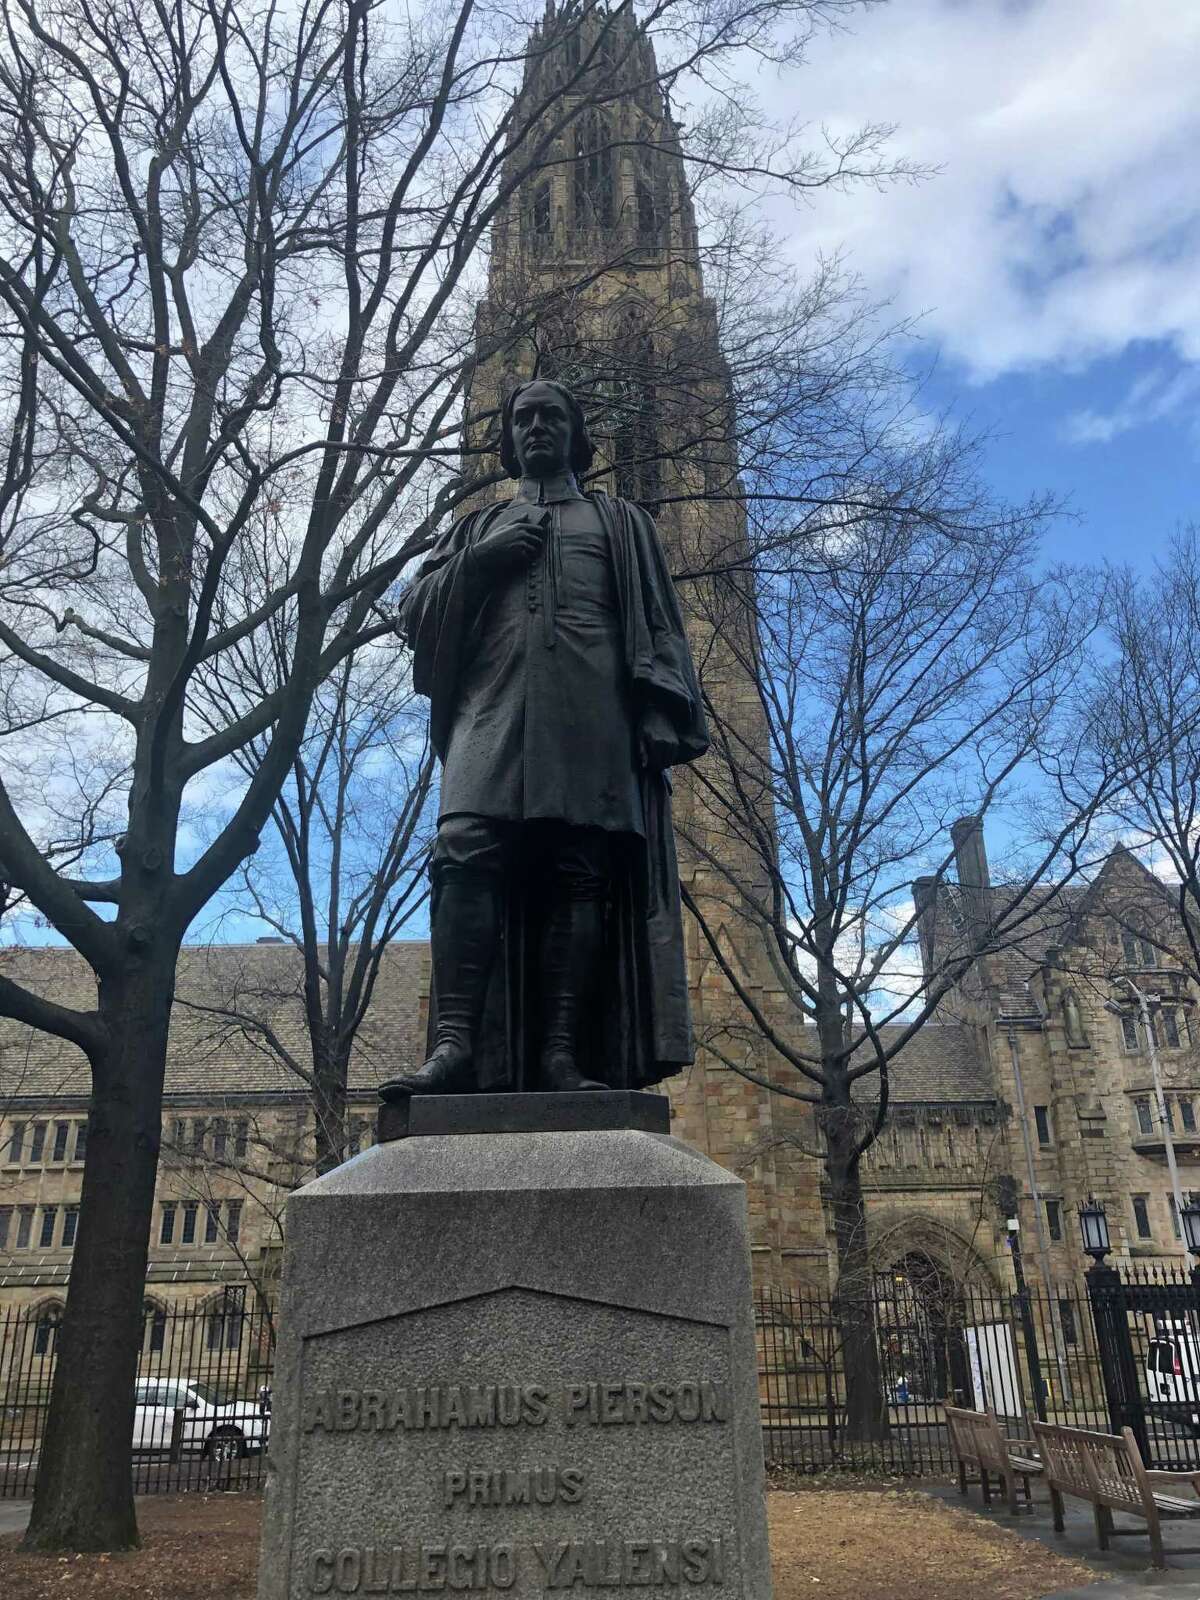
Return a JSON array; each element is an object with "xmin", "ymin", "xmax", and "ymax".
[
  {"xmin": 994, "ymin": 1174, "xmax": 1048, "ymax": 1420},
  {"xmin": 1079, "ymin": 1198, "xmax": 1148, "ymax": 1456}
]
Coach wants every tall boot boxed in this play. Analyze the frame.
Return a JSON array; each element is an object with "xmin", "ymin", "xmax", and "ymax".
[
  {"xmin": 381, "ymin": 872, "xmax": 499, "ymax": 1096},
  {"xmin": 538, "ymin": 898, "xmax": 607, "ymax": 1092}
]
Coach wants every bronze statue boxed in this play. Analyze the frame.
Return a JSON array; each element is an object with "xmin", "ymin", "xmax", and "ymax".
[{"xmin": 381, "ymin": 380, "xmax": 708, "ymax": 1098}]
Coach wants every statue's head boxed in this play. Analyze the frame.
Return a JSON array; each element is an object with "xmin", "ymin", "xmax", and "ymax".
[{"xmin": 499, "ymin": 379, "xmax": 595, "ymax": 480}]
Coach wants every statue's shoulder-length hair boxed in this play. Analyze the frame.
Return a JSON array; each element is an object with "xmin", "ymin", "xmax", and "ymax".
[{"xmin": 498, "ymin": 380, "xmax": 595, "ymax": 479}]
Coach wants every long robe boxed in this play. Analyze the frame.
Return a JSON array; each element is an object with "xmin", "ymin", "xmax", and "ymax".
[{"xmin": 401, "ymin": 489, "xmax": 709, "ymax": 1086}]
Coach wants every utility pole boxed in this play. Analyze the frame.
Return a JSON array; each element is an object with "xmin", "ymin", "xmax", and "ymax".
[
  {"xmin": 1006, "ymin": 1027, "xmax": 1056, "ymax": 1286},
  {"xmin": 995, "ymin": 1176, "xmax": 1047, "ymax": 1421},
  {"xmin": 1005, "ymin": 1026, "xmax": 1072, "ymax": 1402}
]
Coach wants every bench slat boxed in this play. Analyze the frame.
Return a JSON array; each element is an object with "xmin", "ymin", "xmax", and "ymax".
[{"xmin": 1151, "ymin": 1494, "xmax": 1200, "ymax": 1515}]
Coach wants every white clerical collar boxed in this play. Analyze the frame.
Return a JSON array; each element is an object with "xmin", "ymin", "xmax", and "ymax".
[{"xmin": 514, "ymin": 470, "xmax": 585, "ymax": 504}]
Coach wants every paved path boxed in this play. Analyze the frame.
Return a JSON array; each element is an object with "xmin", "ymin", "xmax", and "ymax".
[
  {"xmin": 0, "ymin": 1500, "xmax": 30, "ymax": 1536},
  {"xmin": 923, "ymin": 1482, "xmax": 1200, "ymax": 1596}
]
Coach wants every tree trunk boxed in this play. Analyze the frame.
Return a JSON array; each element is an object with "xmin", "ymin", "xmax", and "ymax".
[
  {"xmin": 825, "ymin": 1116, "xmax": 889, "ymax": 1445},
  {"xmin": 311, "ymin": 1040, "xmax": 348, "ymax": 1176},
  {"xmin": 22, "ymin": 956, "xmax": 174, "ymax": 1551}
]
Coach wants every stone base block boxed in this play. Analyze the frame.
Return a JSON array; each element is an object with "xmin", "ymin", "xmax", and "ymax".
[{"xmin": 259, "ymin": 1120, "xmax": 772, "ymax": 1600}]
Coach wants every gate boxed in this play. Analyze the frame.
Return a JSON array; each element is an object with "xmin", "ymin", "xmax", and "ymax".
[{"xmin": 1084, "ymin": 1266, "xmax": 1200, "ymax": 1471}]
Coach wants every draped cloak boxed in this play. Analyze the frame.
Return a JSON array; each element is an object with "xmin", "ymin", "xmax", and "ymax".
[{"xmin": 401, "ymin": 489, "xmax": 709, "ymax": 1088}]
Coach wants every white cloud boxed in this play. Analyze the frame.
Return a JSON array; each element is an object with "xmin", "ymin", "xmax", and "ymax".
[
  {"xmin": 1062, "ymin": 363, "xmax": 1200, "ymax": 444},
  {"xmin": 762, "ymin": 0, "xmax": 1200, "ymax": 387}
]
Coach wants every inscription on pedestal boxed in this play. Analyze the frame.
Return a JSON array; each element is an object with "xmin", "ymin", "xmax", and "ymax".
[{"xmin": 287, "ymin": 1290, "xmax": 742, "ymax": 1599}]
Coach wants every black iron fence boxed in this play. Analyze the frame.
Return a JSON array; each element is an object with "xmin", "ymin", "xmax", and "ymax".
[
  {"xmin": 0, "ymin": 1288, "xmax": 274, "ymax": 1498},
  {"xmin": 759, "ymin": 1265, "xmax": 1200, "ymax": 1476},
  {"xmin": 4, "ymin": 1266, "xmax": 1200, "ymax": 1495}
]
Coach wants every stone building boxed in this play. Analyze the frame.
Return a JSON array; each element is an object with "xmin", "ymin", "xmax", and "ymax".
[
  {"xmin": 848, "ymin": 821, "xmax": 1200, "ymax": 1301},
  {"xmin": 0, "ymin": 942, "xmax": 428, "ymax": 1335},
  {"xmin": 5, "ymin": 822, "xmax": 1197, "ymax": 1333}
]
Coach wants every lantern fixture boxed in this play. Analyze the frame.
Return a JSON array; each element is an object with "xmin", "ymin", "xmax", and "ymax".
[
  {"xmin": 1078, "ymin": 1196, "xmax": 1111, "ymax": 1262},
  {"xmin": 1180, "ymin": 1193, "xmax": 1200, "ymax": 1258}
]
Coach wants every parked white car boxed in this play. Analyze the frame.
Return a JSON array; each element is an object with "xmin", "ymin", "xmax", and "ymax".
[
  {"xmin": 1144, "ymin": 1324, "xmax": 1200, "ymax": 1433},
  {"xmin": 133, "ymin": 1378, "xmax": 270, "ymax": 1459}
]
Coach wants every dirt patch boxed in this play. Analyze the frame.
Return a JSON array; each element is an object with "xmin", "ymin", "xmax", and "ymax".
[
  {"xmin": 0, "ymin": 1494, "xmax": 261, "ymax": 1600},
  {"xmin": 769, "ymin": 1488, "xmax": 1098, "ymax": 1600},
  {"xmin": 0, "ymin": 1487, "xmax": 1098, "ymax": 1600}
]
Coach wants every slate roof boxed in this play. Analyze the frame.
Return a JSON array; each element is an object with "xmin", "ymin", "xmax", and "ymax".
[
  {"xmin": 0, "ymin": 943, "xmax": 993, "ymax": 1111},
  {"xmin": 842, "ymin": 1023, "xmax": 995, "ymax": 1106},
  {"xmin": 0, "ymin": 941, "xmax": 430, "ymax": 1105},
  {"xmin": 922, "ymin": 881, "xmax": 1090, "ymax": 1019}
]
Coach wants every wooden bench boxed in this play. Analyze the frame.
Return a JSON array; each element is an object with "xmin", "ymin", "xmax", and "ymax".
[
  {"xmin": 943, "ymin": 1404, "xmax": 1043, "ymax": 1515},
  {"xmin": 1032, "ymin": 1420, "xmax": 1200, "ymax": 1569}
]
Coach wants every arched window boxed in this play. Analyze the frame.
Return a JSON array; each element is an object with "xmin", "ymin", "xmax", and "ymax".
[
  {"xmin": 31, "ymin": 1302, "xmax": 63, "ymax": 1358},
  {"xmin": 573, "ymin": 112, "xmax": 614, "ymax": 233},
  {"xmin": 206, "ymin": 1286, "xmax": 245, "ymax": 1352},
  {"xmin": 635, "ymin": 174, "xmax": 658, "ymax": 247},
  {"xmin": 144, "ymin": 1299, "xmax": 167, "ymax": 1354},
  {"xmin": 531, "ymin": 181, "xmax": 552, "ymax": 246},
  {"xmin": 535, "ymin": 312, "xmax": 582, "ymax": 387},
  {"xmin": 635, "ymin": 179, "xmax": 656, "ymax": 242}
]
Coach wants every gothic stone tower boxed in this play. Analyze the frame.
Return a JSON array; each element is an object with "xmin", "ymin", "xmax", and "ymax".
[{"xmin": 467, "ymin": 0, "xmax": 828, "ymax": 1287}]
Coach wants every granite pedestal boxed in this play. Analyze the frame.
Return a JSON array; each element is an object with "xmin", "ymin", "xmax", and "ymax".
[{"xmin": 258, "ymin": 1095, "xmax": 772, "ymax": 1600}]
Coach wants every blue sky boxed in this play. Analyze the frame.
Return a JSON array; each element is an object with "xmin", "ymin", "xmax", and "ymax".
[
  {"xmin": 769, "ymin": 0, "xmax": 1200, "ymax": 572},
  {"xmin": 14, "ymin": 0, "xmax": 1199, "ymax": 955}
]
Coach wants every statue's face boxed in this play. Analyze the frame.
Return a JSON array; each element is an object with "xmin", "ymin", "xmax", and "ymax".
[{"xmin": 510, "ymin": 383, "xmax": 573, "ymax": 478}]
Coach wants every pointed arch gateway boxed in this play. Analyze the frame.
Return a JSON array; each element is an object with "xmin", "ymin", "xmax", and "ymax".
[{"xmin": 867, "ymin": 1214, "xmax": 1003, "ymax": 1406}]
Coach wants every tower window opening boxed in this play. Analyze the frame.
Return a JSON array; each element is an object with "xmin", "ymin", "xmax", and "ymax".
[
  {"xmin": 531, "ymin": 181, "xmax": 552, "ymax": 244},
  {"xmin": 573, "ymin": 112, "xmax": 614, "ymax": 233},
  {"xmin": 635, "ymin": 175, "xmax": 658, "ymax": 245},
  {"xmin": 534, "ymin": 314, "xmax": 585, "ymax": 390}
]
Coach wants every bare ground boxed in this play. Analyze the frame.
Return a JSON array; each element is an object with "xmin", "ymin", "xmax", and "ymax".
[
  {"xmin": 767, "ymin": 1489, "xmax": 1097, "ymax": 1600},
  {"xmin": 0, "ymin": 1486, "xmax": 1097, "ymax": 1600}
]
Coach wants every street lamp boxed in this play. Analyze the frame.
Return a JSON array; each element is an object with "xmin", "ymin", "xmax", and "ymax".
[
  {"xmin": 1182, "ymin": 1193, "xmax": 1200, "ymax": 1303},
  {"xmin": 1180, "ymin": 1192, "xmax": 1200, "ymax": 1259},
  {"xmin": 1078, "ymin": 1196, "xmax": 1111, "ymax": 1262}
]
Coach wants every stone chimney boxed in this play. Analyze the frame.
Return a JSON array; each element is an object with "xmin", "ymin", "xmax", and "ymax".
[
  {"xmin": 911, "ymin": 875, "xmax": 939, "ymax": 975},
  {"xmin": 951, "ymin": 815, "xmax": 992, "ymax": 950}
]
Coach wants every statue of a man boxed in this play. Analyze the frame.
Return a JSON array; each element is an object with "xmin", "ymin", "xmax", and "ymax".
[{"xmin": 382, "ymin": 380, "xmax": 709, "ymax": 1097}]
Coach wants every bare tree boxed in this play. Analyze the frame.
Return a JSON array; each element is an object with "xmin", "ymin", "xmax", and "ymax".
[
  {"xmin": 1087, "ymin": 530, "xmax": 1200, "ymax": 979},
  {"xmin": 183, "ymin": 635, "xmax": 434, "ymax": 1175},
  {"xmin": 0, "ymin": 0, "xmax": 904, "ymax": 1547},
  {"xmin": 680, "ymin": 504, "xmax": 1115, "ymax": 1439}
]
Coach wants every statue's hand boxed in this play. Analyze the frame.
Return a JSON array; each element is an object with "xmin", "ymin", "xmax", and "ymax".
[
  {"xmin": 472, "ymin": 509, "xmax": 550, "ymax": 576},
  {"xmin": 638, "ymin": 705, "xmax": 678, "ymax": 771}
]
